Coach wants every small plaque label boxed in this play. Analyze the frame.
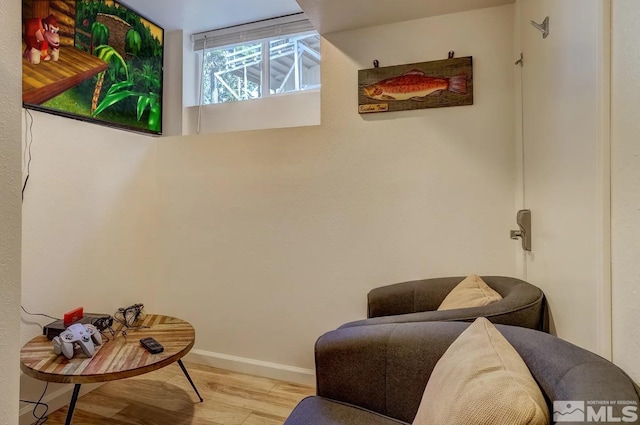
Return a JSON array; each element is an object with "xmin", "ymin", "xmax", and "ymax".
[{"xmin": 358, "ymin": 103, "xmax": 389, "ymax": 114}]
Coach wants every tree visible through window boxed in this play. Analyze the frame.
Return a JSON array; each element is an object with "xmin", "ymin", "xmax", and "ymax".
[{"xmin": 201, "ymin": 32, "xmax": 320, "ymax": 105}]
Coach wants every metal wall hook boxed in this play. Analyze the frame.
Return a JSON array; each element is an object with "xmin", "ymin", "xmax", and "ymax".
[
  {"xmin": 514, "ymin": 53, "xmax": 523, "ymax": 67},
  {"xmin": 530, "ymin": 17, "xmax": 549, "ymax": 39}
]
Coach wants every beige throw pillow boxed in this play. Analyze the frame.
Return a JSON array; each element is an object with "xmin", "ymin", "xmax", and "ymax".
[
  {"xmin": 412, "ymin": 317, "xmax": 549, "ymax": 425},
  {"xmin": 437, "ymin": 275, "xmax": 502, "ymax": 311}
]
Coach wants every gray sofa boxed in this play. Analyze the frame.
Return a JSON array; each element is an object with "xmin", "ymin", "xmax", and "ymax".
[
  {"xmin": 284, "ymin": 321, "xmax": 640, "ymax": 425},
  {"xmin": 340, "ymin": 276, "xmax": 547, "ymax": 331}
]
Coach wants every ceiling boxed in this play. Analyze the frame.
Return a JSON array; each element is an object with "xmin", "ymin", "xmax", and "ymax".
[
  {"xmin": 297, "ymin": 0, "xmax": 516, "ymax": 34},
  {"xmin": 118, "ymin": 0, "xmax": 515, "ymax": 36},
  {"xmin": 118, "ymin": 0, "xmax": 303, "ymax": 34}
]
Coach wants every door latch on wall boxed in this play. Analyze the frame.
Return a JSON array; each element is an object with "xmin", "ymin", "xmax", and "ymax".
[{"xmin": 510, "ymin": 209, "xmax": 532, "ymax": 251}]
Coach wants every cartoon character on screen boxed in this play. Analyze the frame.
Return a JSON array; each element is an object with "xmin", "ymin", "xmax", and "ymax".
[{"xmin": 23, "ymin": 14, "xmax": 60, "ymax": 64}]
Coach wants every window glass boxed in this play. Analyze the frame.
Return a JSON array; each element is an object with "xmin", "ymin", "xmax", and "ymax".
[
  {"xmin": 269, "ymin": 33, "xmax": 321, "ymax": 95},
  {"xmin": 202, "ymin": 31, "xmax": 320, "ymax": 105},
  {"xmin": 203, "ymin": 42, "xmax": 262, "ymax": 104}
]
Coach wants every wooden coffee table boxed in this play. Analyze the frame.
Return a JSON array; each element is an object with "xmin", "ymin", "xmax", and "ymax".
[{"xmin": 20, "ymin": 314, "xmax": 203, "ymax": 425}]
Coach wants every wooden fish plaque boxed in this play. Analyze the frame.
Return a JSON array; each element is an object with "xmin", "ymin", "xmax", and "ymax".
[{"xmin": 358, "ymin": 57, "xmax": 473, "ymax": 114}]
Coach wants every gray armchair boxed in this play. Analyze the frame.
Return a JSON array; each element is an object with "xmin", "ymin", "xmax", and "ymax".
[
  {"xmin": 340, "ymin": 275, "xmax": 547, "ymax": 331},
  {"xmin": 284, "ymin": 321, "xmax": 640, "ymax": 425}
]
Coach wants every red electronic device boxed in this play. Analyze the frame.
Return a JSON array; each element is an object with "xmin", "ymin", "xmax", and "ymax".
[{"xmin": 63, "ymin": 307, "xmax": 84, "ymax": 325}]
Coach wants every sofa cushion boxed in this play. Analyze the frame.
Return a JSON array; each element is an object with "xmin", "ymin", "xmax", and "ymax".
[
  {"xmin": 437, "ymin": 274, "xmax": 502, "ymax": 311},
  {"xmin": 285, "ymin": 396, "xmax": 409, "ymax": 425},
  {"xmin": 412, "ymin": 317, "xmax": 549, "ymax": 425}
]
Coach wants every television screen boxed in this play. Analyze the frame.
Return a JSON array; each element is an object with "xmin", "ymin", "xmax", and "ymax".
[{"xmin": 22, "ymin": 0, "xmax": 164, "ymax": 135}]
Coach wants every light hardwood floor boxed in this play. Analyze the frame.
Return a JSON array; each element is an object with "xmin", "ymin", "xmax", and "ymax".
[{"xmin": 42, "ymin": 362, "xmax": 315, "ymax": 425}]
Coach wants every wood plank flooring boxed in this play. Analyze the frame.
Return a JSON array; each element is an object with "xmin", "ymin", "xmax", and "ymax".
[{"xmin": 41, "ymin": 362, "xmax": 315, "ymax": 425}]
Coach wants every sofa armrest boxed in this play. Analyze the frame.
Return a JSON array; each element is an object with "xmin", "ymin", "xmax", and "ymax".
[
  {"xmin": 367, "ymin": 276, "xmax": 546, "ymax": 331},
  {"xmin": 315, "ymin": 322, "xmax": 467, "ymax": 423},
  {"xmin": 498, "ymin": 325, "xmax": 640, "ymax": 409},
  {"xmin": 367, "ymin": 277, "xmax": 463, "ymax": 318}
]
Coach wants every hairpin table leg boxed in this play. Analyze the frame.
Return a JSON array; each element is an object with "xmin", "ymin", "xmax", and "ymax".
[
  {"xmin": 177, "ymin": 359, "xmax": 204, "ymax": 402},
  {"xmin": 64, "ymin": 384, "xmax": 82, "ymax": 425}
]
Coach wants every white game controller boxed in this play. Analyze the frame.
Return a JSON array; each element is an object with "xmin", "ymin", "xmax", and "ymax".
[{"xmin": 52, "ymin": 323, "xmax": 102, "ymax": 359}]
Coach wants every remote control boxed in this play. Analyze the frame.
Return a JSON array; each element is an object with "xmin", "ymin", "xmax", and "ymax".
[{"xmin": 140, "ymin": 337, "xmax": 163, "ymax": 354}]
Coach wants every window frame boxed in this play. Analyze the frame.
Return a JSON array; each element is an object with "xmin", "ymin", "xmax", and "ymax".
[{"xmin": 192, "ymin": 13, "xmax": 320, "ymax": 106}]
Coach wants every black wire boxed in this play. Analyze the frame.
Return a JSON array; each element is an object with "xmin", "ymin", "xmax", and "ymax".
[
  {"xmin": 22, "ymin": 175, "xmax": 30, "ymax": 201},
  {"xmin": 113, "ymin": 310, "xmax": 129, "ymax": 326},
  {"xmin": 22, "ymin": 109, "xmax": 34, "ymax": 202},
  {"xmin": 113, "ymin": 313, "xmax": 147, "ymax": 330},
  {"xmin": 20, "ymin": 381, "xmax": 49, "ymax": 424},
  {"xmin": 112, "ymin": 308, "xmax": 148, "ymax": 339},
  {"xmin": 98, "ymin": 322, "xmax": 130, "ymax": 341},
  {"xmin": 21, "ymin": 305, "xmax": 60, "ymax": 321},
  {"xmin": 114, "ymin": 305, "xmax": 148, "ymax": 328},
  {"xmin": 99, "ymin": 329, "xmax": 111, "ymax": 342}
]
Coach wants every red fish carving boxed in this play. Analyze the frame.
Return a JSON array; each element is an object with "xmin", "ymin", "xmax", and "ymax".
[{"xmin": 363, "ymin": 69, "xmax": 468, "ymax": 101}]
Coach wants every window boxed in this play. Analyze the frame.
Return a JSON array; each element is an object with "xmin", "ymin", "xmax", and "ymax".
[{"xmin": 193, "ymin": 14, "xmax": 321, "ymax": 105}]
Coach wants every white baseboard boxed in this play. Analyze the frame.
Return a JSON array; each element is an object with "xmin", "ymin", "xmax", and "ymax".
[
  {"xmin": 19, "ymin": 383, "xmax": 103, "ymax": 425},
  {"xmin": 184, "ymin": 349, "xmax": 316, "ymax": 386}
]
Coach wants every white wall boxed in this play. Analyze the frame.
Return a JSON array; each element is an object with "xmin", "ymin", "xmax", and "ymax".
[
  {"xmin": 515, "ymin": 0, "xmax": 611, "ymax": 357},
  {"xmin": 164, "ymin": 30, "xmax": 184, "ymax": 136},
  {"xmin": 183, "ymin": 89, "xmax": 321, "ymax": 135},
  {"xmin": 20, "ymin": 113, "xmax": 158, "ymax": 414},
  {"xmin": 155, "ymin": 5, "xmax": 517, "ymax": 377},
  {"xmin": 611, "ymin": 0, "xmax": 640, "ymax": 382},
  {"xmin": 0, "ymin": 0, "xmax": 23, "ymax": 422}
]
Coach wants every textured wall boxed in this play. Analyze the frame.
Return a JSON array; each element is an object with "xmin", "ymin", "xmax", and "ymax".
[
  {"xmin": 182, "ymin": 89, "xmax": 321, "ymax": 135},
  {"xmin": 515, "ymin": 0, "xmax": 611, "ymax": 357},
  {"xmin": 19, "ymin": 112, "xmax": 158, "ymax": 411},
  {"xmin": 612, "ymin": 0, "xmax": 640, "ymax": 382},
  {"xmin": 155, "ymin": 5, "xmax": 517, "ymax": 372},
  {"xmin": 163, "ymin": 30, "xmax": 183, "ymax": 136},
  {"xmin": 0, "ymin": 0, "xmax": 23, "ymax": 423}
]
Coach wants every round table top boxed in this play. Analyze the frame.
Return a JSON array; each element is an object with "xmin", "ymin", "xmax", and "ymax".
[{"xmin": 20, "ymin": 314, "xmax": 195, "ymax": 384}]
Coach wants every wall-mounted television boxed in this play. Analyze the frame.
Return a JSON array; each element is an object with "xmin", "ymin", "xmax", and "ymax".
[{"xmin": 22, "ymin": 0, "xmax": 164, "ymax": 135}]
